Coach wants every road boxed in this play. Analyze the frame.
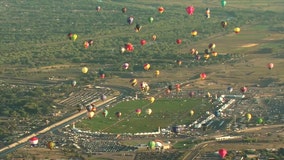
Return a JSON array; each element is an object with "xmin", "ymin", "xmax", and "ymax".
[{"xmin": 0, "ymin": 96, "xmax": 118, "ymax": 157}]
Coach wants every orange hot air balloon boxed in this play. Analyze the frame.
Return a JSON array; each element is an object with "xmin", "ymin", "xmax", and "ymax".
[
  {"xmin": 140, "ymin": 39, "xmax": 146, "ymax": 46},
  {"xmin": 152, "ymin": 35, "xmax": 157, "ymax": 41},
  {"xmin": 200, "ymin": 73, "xmax": 207, "ymax": 80},
  {"xmin": 83, "ymin": 41, "xmax": 89, "ymax": 49},
  {"xmin": 211, "ymin": 51, "xmax": 218, "ymax": 57},
  {"xmin": 158, "ymin": 7, "xmax": 164, "ymax": 14},
  {"xmin": 191, "ymin": 30, "xmax": 198, "ymax": 37},
  {"xmin": 143, "ymin": 63, "xmax": 151, "ymax": 70},
  {"xmin": 267, "ymin": 63, "xmax": 274, "ymax": 69}
]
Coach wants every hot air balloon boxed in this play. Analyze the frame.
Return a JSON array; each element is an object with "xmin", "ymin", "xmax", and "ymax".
[
  {"xmin": 125, "ymin": 43, "xmax": 134, "ymax": 52},
  {"xmin": 149, "ymin": 17, "xmax": 154, "ymax": 23},
  {"xmin": 208, "ymin": 43, "xmax": 216, "ymax": 51},
  {"xmin": 82, "ymin": 67, "xmax": 88, "ymax": 74},
  {"xmin": 87, "ymin": 111, "xmax": 95, "ymax": 119},
  {"xmin": 175, "ymin": 84, "xmax": 181, "ymax": 93},
  {"xmin": 176, "ymin": 60, "xmax": 182, "ymax": 66},
  {"xmin": 115, "ymin": 112, "xmax": 122, "ymax": 118},
  {"xmin": 219, "ymin": 148, "xmax": 227, "ymax": 159},
  {"xmin": 67, "ymin": 33, "xmax": 73, "ymax": 40},
  {"xmin": 189, "ymin": 91, "xmax": 195, "ymax": 97},
  {"xmin": 190, "ymin": 110, "xmax": 194, "ymax": 116},
  {"xmin": 146, "ymin": 108, "xmax": 152, "ymax": 115},
  {"xmin": 102, "ymin": 109, "xmax": 108, "ymax": 117},
  {"xmin": 29, "ymin": 137, "xmax": 39, "ymax": 147},
  {"xmin": 227, "ymin": 86, "xmax": 233, "ymax": 93},
  {"xmin": 140, "ymin": 39, "xmax": 146, "ymax": 46},
  {"xmin": 240, "ymin": 86, "xmax": 248, "ymax": 93},
  {"xmin": 257, "ymin": 117, "xmax": 263, "ymax": 124},
  {"xmin": 205, "ymin": 8, "xmax": 210, "ymax": 18},
  {"xmin": 234, "ymin": 27, "xmax": 240, "ymax": 34},
  {"xmin": 47, "ymin": 141, "xmax": 56, "ymax": 150},
  {"xmin": 191, "ymin": 30, "xmax": 198, "ymax": 37},
  {"xmin": 86, "ymin": 105, "xmax": 93, "ymax": 112},
  {"xmin": 100, "ymin": 73, "xmax": 105, "ymax": 79},
  {"xmin": 190, "ymin": 48, "xmax": 198, "ymax": 55},
  {"xmin": 143, "ymin": 63, "xmax": 151, "ymax": 71},
  {"xmin": 204, "ymin": 54, "xmax": 210, "ymax": 60},
  {"xmin": 149, "ymin": 97, "xmax": 155, "ymax": 103},
  {"xmin": 221, "ymin": 21, "xmax": 228, "ymax": 28},
  {"xmin": 186, "ymin": 6, "xmax": 195, "ymax": 15},
  {"xmin": 158, "ymin": 7, "xmax": 164, "ymax": 14},
  {"xmin": 200, "ymin": 73, "xmax": 207, "ymax": 80},
  {"xmin": 221, "ymin": 0, "xmax": 227, "ymax": 7},
  {"xmin": 267, "ymin": 63, "xmax": 274, "ymax": 69},
  {"xmin": 152, "ymin": 34, "xmax": 157, "ymax": 41},
  {"xmin": 155, "ymin": 70, "xmax": 160, "ymax": 77},
  {"xmin": 135, "ymin": 108, "xmax": 142, "ymax": 116},
  {"xmin": 148, "ymin": 140, "xmax": 156, "ymax": 149},
  {"xmin": 101, "ymin": 94, "xmax": 107, "ymax": 101},
  {"xmin": 127, "ymin": 16, "xmax": 134, "ymax": 25},
  {"xmin": 120, "ymin": 47, "xmax": 126, "ymax": 53},
  {"xmin": 83, "ymin": 41, "xmax": 89, "ymax": 49},
  {"xmin": 96, "ymin": 6, "xmax": 101, "ymax": 12},
  {"xmin": 122, "ymin": 63, "xmax": 129, "ymax": 70},
  {"xmin": 195, "ymin": 55, "xmax": 201, "ymax": 60},
  {"xmin": 71, "ymin": 80, "xmax": 77, "ymax": 87},
  {"xmin": 129, "ymin": 78, "xmax": 138, "ymax": 87},
  {"xmin": 122, "ymin": 7, "xmax": 127, "ymax": 13},
  {"xmin": 211, "ymin": 51, "xmax": 218, "ymax": 57},
  {"xmin": 246, "ymin": 113, "xmax": 252, "ymax": 121},
  {"xmin": 72, "ymin": 34, "xmax": 78, "ymax": 41},
  {"xmin": 135, "ymin": 24, "xmax": 142, "ymax": 32},
  {"xmin": 140, "ymin": 81, "xmax": 150, "ymax": 92},
  {"xmin": 88, "ymin": 40, "xmax": 94, "ymax": 46},
  {"xmin": 176, "ymin": 39, "xmax": 182, "ymax": 44}
]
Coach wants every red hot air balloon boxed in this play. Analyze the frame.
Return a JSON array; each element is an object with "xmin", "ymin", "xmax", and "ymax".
[
  {"xmin": 135, "ymin": 108, "xmax": 142, "ymax": 116},
  {"xmin": 200, "ymin": 73, "xmax": 207, "ymax": 80},
  {"xmin": 240, "ymin": 86, "xmax": 248, "ymax": 93},
  {"xmin": 267, "ymin": 63, "xmax": 274, "ymax": 69},
  {"xmin": 176, "ymin": 39, "xmax": 182, "ymax": 44},
  {"xmin": 186, "ymin": 6, "xmax": 195, "ymax": 15},
  {"xmin": 158, "ymin": 7, "xmax": 164, "ymax": 14},
  {"xmin": 140, "ymin": 39, "xmax": 146, "ymax": 46},
  {"xmin": 29, "ymin": 137, "xmax": 39, "ymax": 146},
  {"xmin": 125, "ymin": 43, "xmax": 134, "ymax": 52},
  {"xmin": 218, "ymin": 148, "xmax": 227, "ymax": 159}
]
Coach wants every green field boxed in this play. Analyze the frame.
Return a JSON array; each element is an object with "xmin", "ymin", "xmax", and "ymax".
[{"xmin": 77, "ymin": 98, "xmax": 213, "ymax": 133}]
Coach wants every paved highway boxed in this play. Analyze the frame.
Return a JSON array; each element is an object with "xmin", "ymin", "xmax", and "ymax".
[{"xmin": 0, "ymin": 96, "xmax": 119, "ymax": 157}]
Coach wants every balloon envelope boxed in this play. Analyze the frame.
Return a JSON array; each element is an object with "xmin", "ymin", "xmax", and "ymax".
[
  {"xmin": 200, "ymin": 73, "xmax": 207, "ymax": 80},
  {"xmin": 82, "ymin": 67, "xmax": 88, "ymax": 74},
  {"xmin": 234, "ymin": 27, "xmax": 241, "ymax": 34},
  {"xmin": 190, "ymin": 110, "xmax": 194, "ymax": 116},
  {"xmin": 29, "ymin": 137, "xmax": 39, "ymax": 145},
  {"xmin": 143, "ymin": 63, "xmax": 151, "ymax": 70},
  {"xmin": 135, "ymin": 108, "xmax": 142, "ymax": 115},
  {"xmin": 47, "ymin": 141, "xmax": 55, "ymax": 150},
  {"xmin": 219, "ymin": 148, "xmax": 227, "ymax": 158},
  {"xmin": 221, "ymin": 0, "xmax": 227, "ymax": 7},
  {"xmin": 146, "ymin": 108, "xmax": 152, "ymax": 115},
  {"xmin": 267, "ymin": 63, "xmax": 274, "ymax": 69},
  {"xmin": 186, "ymin": 6, "xmax": 195, "ymax": 15},
  {"xmin": 158, "ymin": 7, "xmax": 164, "ymax": 13},
  {"xmin": 191, "ymin": 30, "xmax": 198, "ymax": 36}
]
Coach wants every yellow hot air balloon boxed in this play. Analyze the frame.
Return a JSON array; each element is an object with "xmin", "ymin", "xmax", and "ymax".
[
  {"xmin": 190, "ymin": 110, "xmax": 194, "ymax": 116},
  {"xmin": 155, "ymin": 70, "xmax": 160, "ymax": 77},
  {"xmin": 72, "ymin": 34, "xmax": 78, "ymax": 41},
  {"xmin": 204, "ymin": 54, "xmax": 210, "ymax": 60},
  {"xmin": 82, "ymin": 67, "xmax": 88, "ymax": 74},
  {"xmin": 146, "ymin": 108, "xmax": 152, "ymax": 115},
  {"xmin": 191, "ymin": 30, "xmax": 198, "ymax": 37},
  {"xmin": 246, "ymin": 113, "xmax": 252, "ymax": 121},
  {"xmin": 87, "ymin": 111, "xmax": 95, "ymax": 119},
  {"xmin": 143, "ymin": 63, "xmax": 151, "ymax": 71},
  {"xmin": 149, "ymin": 97, "xmax": 155, "ymax": 103},
  {"xmin": 234, "ymin": 27, "xmax": 240, "ymax": 34}
]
